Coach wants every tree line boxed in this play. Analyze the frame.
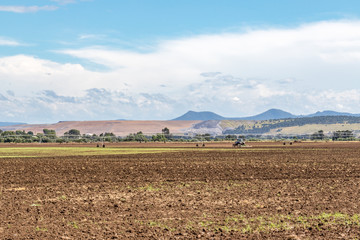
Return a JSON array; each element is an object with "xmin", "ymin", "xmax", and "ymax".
[
  {"xmin": 311, "ymin": 130, "xmax": 355, "ymax": 141},
  {"xmin": 0, "ymin": 127, "xmax": 358, "ymax": 143},
  {"xmin": 0, "ymin": 127, "xmax": 189, "ymax": 143}
]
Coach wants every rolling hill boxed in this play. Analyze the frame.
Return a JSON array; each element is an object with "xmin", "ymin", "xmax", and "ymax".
[
  {"xmin": 0, "ymin": 120, "xmax": 201, "ymax": 137},
  {"xmin": 306, "ymin": 111, "xmax": 360, "ymax": 117},
  {"xmin": 172, "ymin": 111, "xmax": 226, "ymax": 121},
  {"xmin": 173, "ymin": 109, "xmax": 295, "ymax": 121},
  {"xmin": 173, "ymin": 109, "xmax": 360, "ymax": 121},
  {"xmin": 238, "ymin": 109, "xmax": 296, "ymax": 120}
]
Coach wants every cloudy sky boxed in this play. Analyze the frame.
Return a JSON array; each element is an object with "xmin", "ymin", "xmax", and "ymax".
[{"xmin": 1, "ymin": 0, "xmax": 360, "ymax": 123}]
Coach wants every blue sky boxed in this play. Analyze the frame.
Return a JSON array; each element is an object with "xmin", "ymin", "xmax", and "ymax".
[{"xmin": 1, "ymin": 0, "xmax": 360, "ymax": 122}]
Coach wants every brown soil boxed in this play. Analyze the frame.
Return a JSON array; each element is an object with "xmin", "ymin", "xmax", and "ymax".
[{"xmin": 2, "ymin": 142, "xmax": 360, "ymax": 239}]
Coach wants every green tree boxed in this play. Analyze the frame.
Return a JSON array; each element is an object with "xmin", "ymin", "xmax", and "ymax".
[
  {"xmin": 15, "ymin": 130, "xmax": 25, "ymax": 135},
  {"xmin": 162, "ymin": 127, "xmax": 170, "ymax": 135},
  {"xmin": 43, "ymin": 129, "xmax": 56, "ymax": 135},
  {"xmin": 100, "ymin": 132, "xmax": 115, "ymax": 137},
  {"xmin": 66, "ymin": 129, "xmax": 80, "ymax": 136},
  {"xmin": 225, "ymin": 135, "xmax": 237, "ymax": 141},
  {"xmin": 161, "ymin": 127, "xmax": 172, "ymax": 141},
  {"xmin": 123, "ymin": 133, "xmax": 135, "ymax": 141},
  {"xmin": 64, "ymin": 129, "xmax": 81, "ymax": 140},
  {"xmin": 152, "ymin": 133, "xmax": 166, "ymax": 142},
  {"xmin": 43, "ymin": 129, "xmax": 56, "ymax": 140},
  {"xmin": 2, "ymin": 131, "xmax": 15, "ymax": 136},
  {"xmin": 135, "ymin": 131, "xmax": 148, "ymax": 143},
  {"xmin": 332, "ymin": 130, "xmax": 354, "ymax": 141},
  {"xmin": 311, "ymin": 130, "xmax": 324, "ymax": 140}
]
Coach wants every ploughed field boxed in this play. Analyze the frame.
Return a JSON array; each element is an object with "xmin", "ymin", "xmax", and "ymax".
[{"xmin": 1, "ymin": 142, "xmax": 360, "ymax": 239}]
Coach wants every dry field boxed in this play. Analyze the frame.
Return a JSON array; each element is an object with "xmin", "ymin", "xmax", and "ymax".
[{"xmin": 1, "ymin": 142, "xmax": 360, "ymax": 239}]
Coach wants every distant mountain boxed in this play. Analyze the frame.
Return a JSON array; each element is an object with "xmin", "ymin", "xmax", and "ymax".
[
  {"xmin": 173, "ymin": 109, "xmax": 296, "ymax": 121},
  {"xmin": 0, "ymin": 122, "xmax": 26, "ymax": 127},
  {"xmin": 172, "ymin": 111, "xmax": 226, "ymax": 121},
  {"xmin": 238, "ymin": 109, "xmax": 296, "ymax": 120},
  {"xmin": 172, "ymin": 109, "xmax": 360, "ymax": 121},
  {"xmin": 305, "ymin": 110, "xmax": 360, "ymax": 117}
]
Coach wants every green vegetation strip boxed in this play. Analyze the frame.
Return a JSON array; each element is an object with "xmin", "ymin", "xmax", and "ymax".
[
  {"xmin": 0, "ymin": 146, "xmax": 328, "ymax": 158},
  {"xmin": 0, "ymin": 147, "xmax": 186, "ymax": 158}
]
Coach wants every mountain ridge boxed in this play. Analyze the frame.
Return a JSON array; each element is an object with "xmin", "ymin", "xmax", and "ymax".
[
  {"xmin": 173, "ymin": 109, "xmax": 360, "ymax": 121},
  {"xmin": 172, "ymin": 110, "xmax": 226, "ymax": 121}
]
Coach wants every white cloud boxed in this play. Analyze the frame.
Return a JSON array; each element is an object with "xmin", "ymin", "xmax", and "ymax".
[
  {"xmin": 78, "ymin": 34, "xmax": 100, "ymax": 40},
  {"xmin": 0, "ymin": 0, "xmax": 90, "ymax": 13},
  {"xmin": 304, "ymin": 89, "xmax": 360, "ymax": 113},
  {"xmin": 51, "ymin": 0, "xmax": 92, "ymax": 5},
  {"xmin": 58, "ymin": 20, "xmax": 360, "ymax": 92},
  {"xmin": 0, "ymin": 88, "xmax": 178, "ymax": 122},
  {"xmin": 3, "ymin": 20, "xmax": 360, "ymax": 121},
  {"xmin": 0, "ymin": 37, "xmax": 20, "ymax": 46},
  {"xmin": 51, "ymin": 0, "xmax": 76, "ymax": 4},
  {"xmin": 0, "ymin": 55, "xmax": 101, "ymax": 97},
  {"xmin": 279, "ymin": 78, "xmax": 295, "ymax": 84},
  {"xmin": 0, "ymin": 5, "xmax": 58, "ymax": 13}
]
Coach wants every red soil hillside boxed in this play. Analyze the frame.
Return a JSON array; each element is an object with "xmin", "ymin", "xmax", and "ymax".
[{"xmin": 0, "ymin": 120, "xmax": 201, "ymax": 137}]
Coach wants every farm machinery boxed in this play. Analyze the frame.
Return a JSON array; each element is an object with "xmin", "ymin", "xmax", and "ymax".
[{"xmin": 233, "ymin": 138, "xmax": 245, "ymax": 148}]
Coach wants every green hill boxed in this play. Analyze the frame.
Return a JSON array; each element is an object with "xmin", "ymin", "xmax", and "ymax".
[{"xmin": 223, "ymin": 116, "xmax": 360, "ymax": 135}]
